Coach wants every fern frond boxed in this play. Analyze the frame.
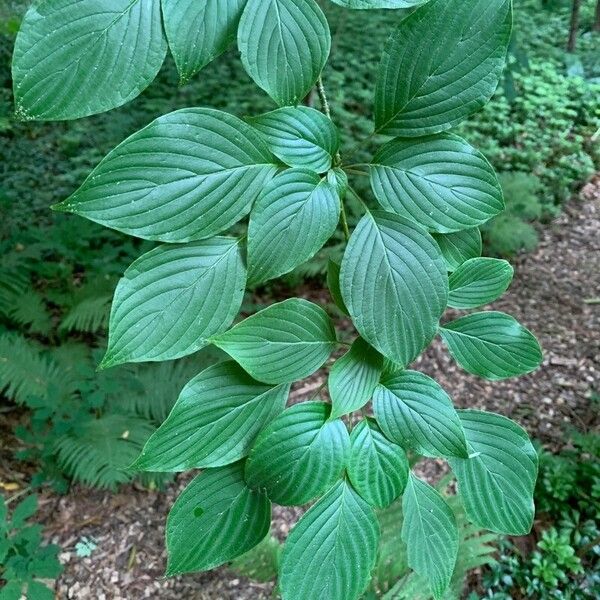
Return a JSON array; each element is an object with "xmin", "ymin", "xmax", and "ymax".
[
  {"xmin": 55, "ymin": 414, "xmax": 155, "ymax": 490},
  {"xmin": 7, "ymin": 291, "xmax": 52, "ymax": 335},
  {"xmin": 60, "ymin": 295, "xmax": 111, "ymax": 333},
  {"xmin": 0, "ymin": 333, "xmax": 64, "ymax": 404}
]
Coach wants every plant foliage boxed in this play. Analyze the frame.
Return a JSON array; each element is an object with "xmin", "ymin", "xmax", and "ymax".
[
  {"xmin": 0, "ymin": 494, "xmax": 62, "ymax": 600},
  {"xmin": 11, "ymin": 0, "xmax": 546, "ymax": 597}
]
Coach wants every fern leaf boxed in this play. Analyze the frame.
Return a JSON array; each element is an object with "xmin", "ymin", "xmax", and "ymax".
[
  {"xmin": 0, "ymin": 333, "xmax": 63, "ymax": 404},
  {"xmin": 7, "ymin": 291, "xmax": 52, "ymax": 335},
  {"xmin": 55, "ymin": 414, "xmax": 155, "ymax": 490},
  {"xmin": 60, "ymin": 295, "xmax": 111, "ymax": 333}
]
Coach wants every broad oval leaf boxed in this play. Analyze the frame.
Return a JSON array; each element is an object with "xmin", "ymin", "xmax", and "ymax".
[
  {"xmin": 166, "ymin": 463, "xmax": 271, "ymax": 575},
  {"xmin": 347, "ymin": 419, "xmax": 409, "ymax": 508},
  {"xmin": 54, "ymin": 108, "xmax": 277, "ymax": 242},
  {"xmin": 370, "ymin": 134, "xmax": 504, "ymax": 233},
  {"xmin": 329, "ymin": 337, "xmax": 383, "ymax": 419},
  {"xmin": 133, "ymin": 362, "xmax": 289, "ymax": 472},
  {"xmin": 247, "ymin": 169, "xmax": 340, "ymax": 285},
  {"xmin": 433, "ymin": 228, "xmax": 482, "ymax": 272},
  {"xmin": 402, "ymin": 474, "xmax": 458, "ymax": 599},
  {"xmin": 373, "ymin": 370, "xmax": 468, "ymax": 458},
  {"xmin": 330, "ymin": 0, "xmax": 430, "ymax": 7},
  {"xmin": 375, "ymin": 0, "xmax": 512, "ymax": 136},
  {"xmin": 238, "ymin": 0, "xmax": 331, "ymax": 106},
  {"xmin": 13, "ymin": 0, "xmax": 166, "ymax": 120},
  {"xmin": 439, "ymin": 312, "xmax": 543, "ymax": 380},
  {"xmin": 340, "ymin": 211, "xmax": 448, "ymax": 367},
  {"xmin": 162, "ymin": 0, "xmax": 246, "ymax": 84},
  {"xmin": 448, "ymin": 258, "xmax": 514, "ymax": 309},
  {"xmin": 245, "ymin": 402, "xmax": 350, "ymax": 505},
  {"xmin": 249, "ymin": 106, "xmax": 340, "ymax": 172},
  {"xmin": 101, "ymin": 238, "xmax": 246, "ymax": 368},
  {"xmin": 280, "ymin": 480, "xmax": 379, "ymax": 600},
  {"xmin": 449, "ymin": 410, "xmax": 538, "ymax": 535},
  {"xmin": 211, "ymin": 298, "xmax": 337, "ymax": 384}
]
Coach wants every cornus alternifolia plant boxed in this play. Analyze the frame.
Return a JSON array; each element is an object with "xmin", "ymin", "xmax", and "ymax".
[{"xmin": 12, "ymin": 0, "xmax": 543, "ymax": 598}]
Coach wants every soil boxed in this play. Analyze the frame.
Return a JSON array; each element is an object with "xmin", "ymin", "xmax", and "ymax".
[{"xmin": 3, "ymin": 181, "xmax": 600, "ymax": 599}]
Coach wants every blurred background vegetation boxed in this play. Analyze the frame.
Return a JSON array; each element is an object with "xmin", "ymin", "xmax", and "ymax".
[{"xmin": 0, "ymin": 0, "xmax": 598, "ymax": 598}]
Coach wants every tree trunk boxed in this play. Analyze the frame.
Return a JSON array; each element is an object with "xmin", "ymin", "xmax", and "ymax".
[
  {"xmin": 595, "ymin": 0, "xmax": 600, "ymax": 32},
  {"xmin": 567, "ymin": 0, "xmax": 581, "ymax": 52}
]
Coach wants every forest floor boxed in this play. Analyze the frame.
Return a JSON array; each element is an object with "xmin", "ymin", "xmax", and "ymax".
[{"xmin": 11, "ymin": 180, "xmax": 600, "ymax": 599}]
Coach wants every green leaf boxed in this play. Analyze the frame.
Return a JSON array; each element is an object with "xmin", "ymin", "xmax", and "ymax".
[
  {"xmin": 448, "ymin": 258, "xmax": 514, "ymax": 309},
  {"xmin": 249, "ymin": 106, "xmax": 340, "ymax": 172},
  {"xmin": 373, "ymin": 370, "xmax": 468, "ymax": 458},
  {"xmin": 432, "ymin": 228, "xmax": 482, "ymax": 272},
  {"xmin": 439, "ymin": 312, "xmax": 543, "ymax": 380},
  {"xmin": 211, "ymin": 298, "xmax": 337, "ymax": 384},
  {"xmin": 401, "ymin": 474, "xmax": 458, "ymax": 599},
  {"xmin": 12, "ymin": 0, "xmax": 166, "ymax": 120},
  {"xmin": 245, "ymin": 402, "xmax": 350, "ymax": 505},
  {"xmin": 166, "ymin": 463, "xmax": 271, "ymax": 575},
  {"xmin": 54, "ymin": 108, "xmax": 277, "ymax": 242},
  {"xmin": 133, "ymin": 362, "xmax": 289, "ymax": 472},
  {"xmin": 280, "ymin": 480, "xmax": 379, "ymax": 600},
  {"xmin": 162, "ymin": 0, "xmax": 246, "ymax": 84},
  {"xmin": 11, "ymin": 494, "xmax": 37, "ymax": 528},
  {"xmin": 330, "ymin": 0, "xmax": 430, "ymax": 7},
  {"xmin": 25, "ymin": 582, "xmax": 54, "ymax": 600},
  {"xmin": 101, "ymin": 238, "xmax": 246, "ymax": 368},
  {"xmin": 375, "ymin": 0, "xmax": 512, "ymax": 136},
  {"xmin": 326, "ymin": 259, "xmax": 349, "ymax": 315},
  {"xmin": 329, "ymin": 337, "xmax": 383, "ymax": 419},
  {"xmin": 449, "ymin": 410, "xmax": 538, "ymax": 535},
  {"xmin": 247, "ymin": 169, "xmax": 340, "ymax": 285},
  {"xmin": 347, "ymin": 419, "xmax": 408, "ymax": 508},
  {"xmin": 370, "ymin": 134, "xmax": 504, "ymax": 233},
  {"xmin": 238, "ymin": 0, "xmax": 331, "ymax": 106},
  {"xmin": 340, "ymin": 211, "xmax": 448, "ymax": 367}
]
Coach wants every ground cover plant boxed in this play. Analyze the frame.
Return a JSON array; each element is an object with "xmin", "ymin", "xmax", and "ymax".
[{"xmin": 9, "ymin": 0, "xmax": 553, "ymax": 598}]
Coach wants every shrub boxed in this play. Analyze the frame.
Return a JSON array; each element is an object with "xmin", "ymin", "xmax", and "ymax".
[{"xmin": 9, "ymin": 1, "xmax": 546, "ymax": 599}]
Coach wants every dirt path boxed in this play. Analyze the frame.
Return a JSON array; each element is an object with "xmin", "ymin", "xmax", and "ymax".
[{"xmin": 39, "ymin": 184, "xmax": 600, "ymax": 599}]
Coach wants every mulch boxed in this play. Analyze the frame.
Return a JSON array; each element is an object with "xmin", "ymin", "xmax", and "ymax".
[{"xmin": 4, "ymin": 180, "xmax": 599, "ymax": 599}]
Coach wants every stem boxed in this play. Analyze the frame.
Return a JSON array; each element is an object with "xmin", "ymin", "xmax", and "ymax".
[
  {"xmin": 316, "ymin": 76, "xmax": 332, "ymax": 119},
  {"xmin": 339, "ymin": 202, "xmax": 350, "ymax": 241},
  {"xmin": 344, "ymin": 131, "xmax": 376, "ymax": 162},
  {"xmin": 348, "ymin": 184, "xmax": 370, "ymax": 213}
]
